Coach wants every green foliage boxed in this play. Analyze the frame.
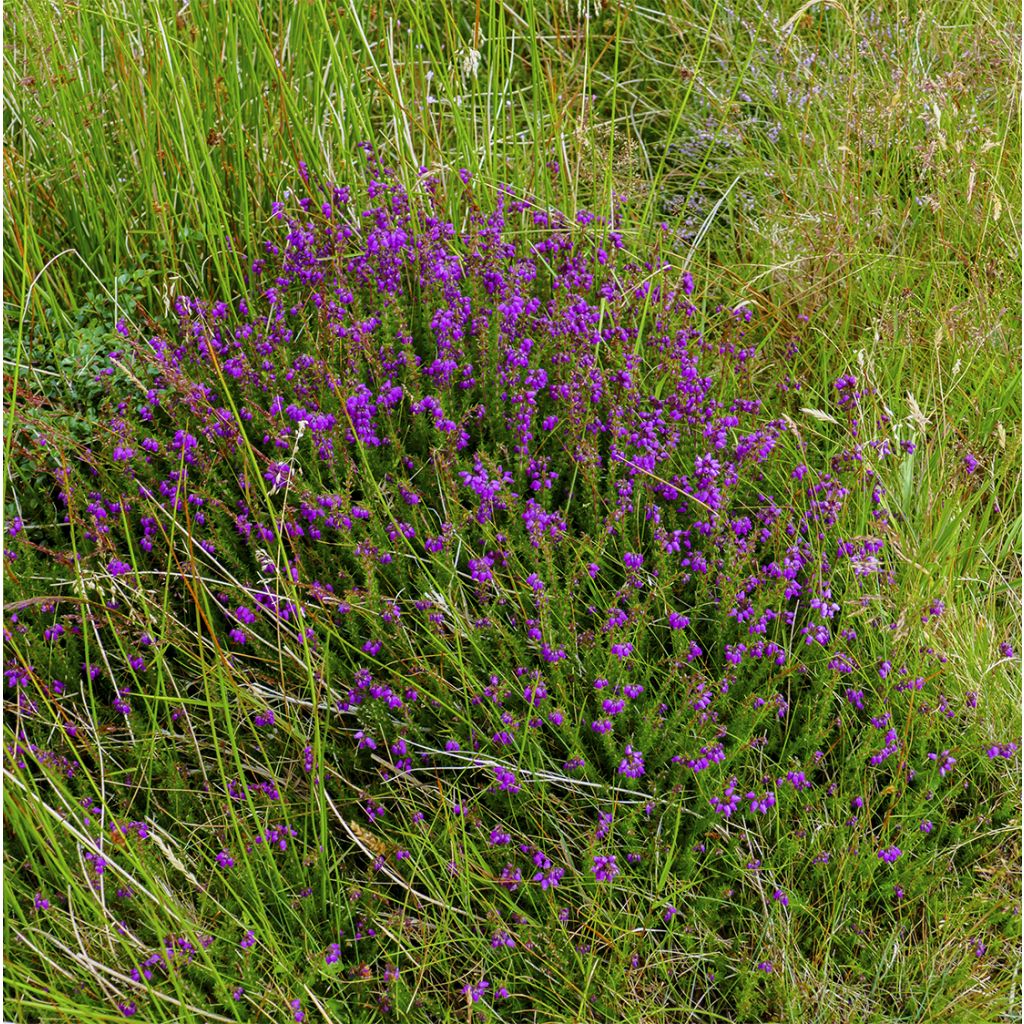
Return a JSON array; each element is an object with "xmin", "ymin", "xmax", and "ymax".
[{"xmin": 3, "ymin": 1, "xmax": 1021, "ymax": 1022}]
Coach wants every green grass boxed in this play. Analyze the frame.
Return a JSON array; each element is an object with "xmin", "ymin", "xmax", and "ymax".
[{"xmin": 3, "ymin": 1, "xmax": 1020, "ymax": 1022}]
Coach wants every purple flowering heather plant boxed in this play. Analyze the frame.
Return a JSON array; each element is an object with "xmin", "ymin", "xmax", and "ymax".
[{"xmin": 3, "ymin": 153, "xmax": 1020, "ymax": 1022}]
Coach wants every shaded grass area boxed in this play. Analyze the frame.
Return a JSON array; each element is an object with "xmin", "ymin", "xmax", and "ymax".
[{"xmin": 3, "ymin": 2, "xmax": 1021, "ymax": 1022}]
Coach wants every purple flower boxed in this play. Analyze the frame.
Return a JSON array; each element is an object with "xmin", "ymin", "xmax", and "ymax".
[
  {"xmin": 618, "ymin": 745, "xmax": 645, "ymax": 778},
  {"xmin": 352, "ymin": 730, "xmax": 378, "ymax": 751},
  {"xmin": 493, "ymin": 765, "xmax": 520, "ymax": 794},
  {"xmin": 927, "ymin": 749, "xmax": 956, "ymax": 776},
  {"xmin": 710, "ymin": 778, "xmax": 741, "ymax": 818},
  {"xmin": 963, "ymin": 452, "xmax": 979, "ymax": 474},
  {"xmin": 462, "ymin": 979, "xmax": 490, "ymax": 1003},
  {"xmin": 536, "ymin": 866, "xmax": 563, "ymax": 890},
  {"xmin": 877, "ymin": 845, "xmax": 902, "ymax": 863},
  {"xmin": 591, "ymin": 854, "xmax": 619, "ymax": 882},
  {"xmin": 986, "ymin": 743, "xmax": 1018, "ymax": 759},
  {"xmin": 745, "ymin": 790, "xmax": 776, "ymax": 814}
]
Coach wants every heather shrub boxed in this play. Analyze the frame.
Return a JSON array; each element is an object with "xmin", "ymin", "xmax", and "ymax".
[{"xmin": 5, "ymin": 155, "xmax": 1019, "ymax": 1021}]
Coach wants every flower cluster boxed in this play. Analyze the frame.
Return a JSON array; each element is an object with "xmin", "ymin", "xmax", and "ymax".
[{"xmin": 4, "ymin": 153, "xmax": 1018, "ymax": 1021}]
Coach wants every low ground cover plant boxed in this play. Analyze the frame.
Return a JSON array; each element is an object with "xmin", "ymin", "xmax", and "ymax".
[{"xmin": 4, "ymin": 153, "xmax": 1019, "ymax": 1022}]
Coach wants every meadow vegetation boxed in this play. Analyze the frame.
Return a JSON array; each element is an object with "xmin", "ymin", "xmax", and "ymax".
[{"xmin": 3, "ymin": 2, "xmax": 1021, "ymax": 1021}]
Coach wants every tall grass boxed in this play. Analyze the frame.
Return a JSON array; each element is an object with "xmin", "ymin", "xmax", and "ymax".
[{"xmin": 4, "ymin": 2, "xmax": 1021, "ymax": 1021}]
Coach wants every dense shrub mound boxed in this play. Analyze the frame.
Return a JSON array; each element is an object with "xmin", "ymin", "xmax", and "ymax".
[{"xmin": 5, "ymin": 155, "xmax": 1019, "ymax": 1021}]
